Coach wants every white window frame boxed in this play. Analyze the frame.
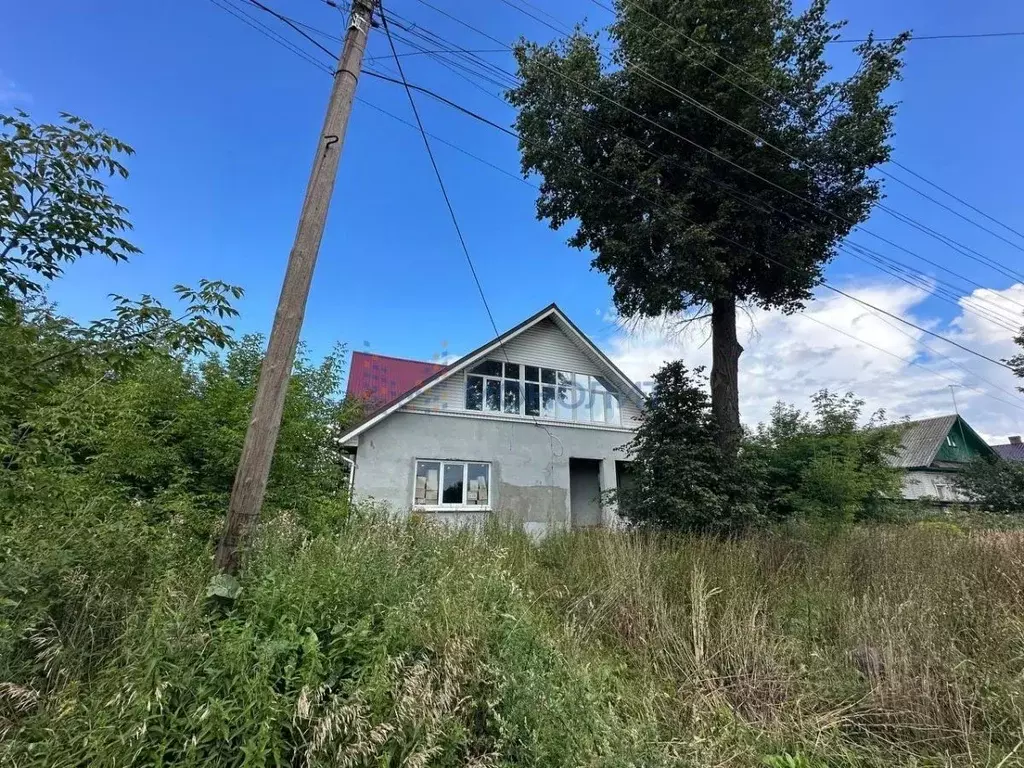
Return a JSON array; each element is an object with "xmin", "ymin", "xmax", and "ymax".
[
  {"xmin": 413, "ymin": 459, "xmax": 492, "ymax": 512},
  {"xmin": 464, "ymin": 359, "xmax": 623, "ymax": 426}
]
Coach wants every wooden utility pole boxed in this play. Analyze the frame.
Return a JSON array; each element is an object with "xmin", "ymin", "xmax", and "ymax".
[{"xmin": 215, "ymin": 0, "xmax": 375, "ymax": 574}]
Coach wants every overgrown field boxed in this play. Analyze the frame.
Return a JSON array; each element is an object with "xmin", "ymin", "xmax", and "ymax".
[{"xmin": 3, "ymin": 505, "xmax": 1023, "ymax": 767}]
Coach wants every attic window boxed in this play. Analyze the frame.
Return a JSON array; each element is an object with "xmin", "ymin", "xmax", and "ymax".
[
  {"xmin": 947, "ymin": 436, "xmax": 957, "ymax": 447},
  {"xmin": 465, "ymin": 359, "xmax": 622, "ymax": 425}
]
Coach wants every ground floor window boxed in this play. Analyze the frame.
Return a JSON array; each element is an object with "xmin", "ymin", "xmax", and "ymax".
[{"xmin": 414, "ymin": 460, "xmax": 491, "ymax": 509}]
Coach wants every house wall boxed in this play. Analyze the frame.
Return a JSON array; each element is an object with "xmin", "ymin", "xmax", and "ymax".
[
  {"xmin": 351, "ymin": 410, "xmax": 630, "ymax": 535},
  {"xmin": 901, "ymin": 470, "xmax": 970, "ymax": 503},
  {"xmin": 401, "ymin": 318, "xmax": 643, "ymax": 428}
]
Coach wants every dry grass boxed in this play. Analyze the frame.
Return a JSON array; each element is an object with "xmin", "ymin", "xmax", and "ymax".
[
  {"xmin": 3, "ymin": 508, "xmax": 1024, "ymax": 766},
  {"xmin": 530, "ymin": 525, "xmax": 1024, "ymax": 764}
]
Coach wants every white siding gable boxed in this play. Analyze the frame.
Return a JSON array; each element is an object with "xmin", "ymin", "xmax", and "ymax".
[{"xmin": 401, "ymin": 318, "xmax": 641, "ymax": 428}]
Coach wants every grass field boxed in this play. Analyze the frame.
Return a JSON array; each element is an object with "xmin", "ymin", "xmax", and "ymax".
[{"xmin": 2, "ymin": 507, "xmax": 1024, "ymax": 766}]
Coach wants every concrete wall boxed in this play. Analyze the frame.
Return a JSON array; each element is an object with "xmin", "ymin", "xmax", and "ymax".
[
  {"xmin": 351, "ymin": 410, "xmax": 630, "ymax": 534},
  {"xmin": 901, "ymin": 470, "xmax": 969, "ymax": 502}
]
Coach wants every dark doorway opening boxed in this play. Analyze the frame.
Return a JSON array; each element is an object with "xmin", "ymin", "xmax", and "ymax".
[{"xmin": 569, "ymin": 458, "xmax": 602, "ymax": 529}]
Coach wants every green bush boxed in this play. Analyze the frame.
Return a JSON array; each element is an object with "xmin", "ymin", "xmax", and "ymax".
[
  {"xmin": 747, "ymin": 390, "xmax": 904, "ymax": 525},
  {"xmin": 955, "ymin": 457, "xmax": 1024, "ymax": 514},
  {"xmin": 4, "ymin": 506, "xmax": 1024, "ymax": 766},
  {"xmin": 618, "ymin": 361, "xmax": 760, "ymax": 532}
]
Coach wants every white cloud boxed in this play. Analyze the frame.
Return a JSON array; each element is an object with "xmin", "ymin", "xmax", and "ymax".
[{"xmin": 602, "ymin": 280, "xmax": 1024, "ymax": 445}]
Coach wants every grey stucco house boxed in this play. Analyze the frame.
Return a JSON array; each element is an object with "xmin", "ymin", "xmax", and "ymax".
[{"xmin": 339, "ymin": 304, "xmax": 646, "ymax": 534}]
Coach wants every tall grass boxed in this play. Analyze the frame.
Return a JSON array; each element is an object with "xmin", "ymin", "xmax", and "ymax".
[{"xmin": 2, "ymin": 505, "xmax": 1023, "ymax": 766}]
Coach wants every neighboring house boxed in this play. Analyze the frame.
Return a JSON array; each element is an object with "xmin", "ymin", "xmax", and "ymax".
[
  {"xmin": 889, "ymin": 414, "xmax": 996, "ymax": 503},
  {"xmin": 991, "ymin": 435, "xmax": 1024, "ymax": 463},
  {"xmin": 338, "ymin": 304, "xmax": 646, "ymax": 534}
]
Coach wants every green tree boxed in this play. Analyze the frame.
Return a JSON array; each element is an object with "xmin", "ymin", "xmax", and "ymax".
[
  {"xmin": 956, "ymin": 458, "xmax": 1024, "ymax": 514},
  {"xmin": 1009, "ymin": 327, "xmax": 1024, "ymax": 388},
  {"xmin": 1, "ymin": 111, "xmax": 139, "ymax": 295},
  {"xmin": 509, "ymin": 0, "xmax": 908, "ymax": 459},
  {"xmin": 618, "ymin": 361, "xmax": 758, "ymax": 532},
  {"xmin": 747, "ymin": 390, "xmax": 903, "ymax": 524}
]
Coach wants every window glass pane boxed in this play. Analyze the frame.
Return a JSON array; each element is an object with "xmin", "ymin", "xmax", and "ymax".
[
  {"xmin": 503, "ymin": 380, "xmax": 521, "ymax": 414},
  {"xmin": 557, "ymin": 370, "xmax": 574, "ymax": 387},
  {"xmin": 525, "ymin": 365, "xmax": 539, "ymax": 382},
  {"xmin": 556, "ymin": 386, "xmax": 574, "ymax": 420},
  {"xmin": 466, "ymin": 463, "xmax": 490, "ymax": 506},
  {"xmin": 590, "ymin": 391, "xmax": 606, "ymax": 423},
  {"xmin": 593, "ymin": 376, "xmax": 611, "ymax": 393},
  {"xmin": 465, "ymin": 376, "xmax": 483, "ymax": 411},
  {"xmin": 606, "ymin": 393, "xmax": 620, "ymax": 425},
  {"xmin": 542, "ymin": 385, "xmax": 556, "ymax": 419},
  {"xmin": 470, "ymin": 360, "xmax": 502, "ymax": 377},
  {"xmin": 541, "ymin": 368, "xmax": 556, "ymax": 385},
  {"xmin": 503, "ymin": 362, "xmax": 520, "ymax": 379},
  {"xmin": 524, "ymin": 382, "xmax": 540, "ymax": 416},
  {"xmin": 415, "ymin": 461, "xmax": 440, "ymax": 506},
  {"xmin": 442, "ymin": 463, "xmax": 464, "ymax": 505},
  {"xmin": 485, "ymin": 379, "xmax": 501, "ymax": 411},
  {"xmin": 576, "ymin": 378, "xmax": 592, "ymax": 423}
]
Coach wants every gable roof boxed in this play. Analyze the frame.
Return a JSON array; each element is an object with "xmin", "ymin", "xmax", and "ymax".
[
  {"xmin": 346, "ymin": 352, "xmax": 446, "ymax": 412},
  {"xmin": 992, "ymin": 442, "xmax": 1024, "ymax": 462},
  {"xmin": 338, "ymin": 303, "xmax": 646, "ymax": 444},
  {"xmin": 889, "ymin": 414, "xmax": 994, "ymax": 469}
]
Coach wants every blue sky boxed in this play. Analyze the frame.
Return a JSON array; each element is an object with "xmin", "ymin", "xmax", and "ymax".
[{"xmin": 5, "ymin": 0, "xmax": 1024, "ymax": 436}]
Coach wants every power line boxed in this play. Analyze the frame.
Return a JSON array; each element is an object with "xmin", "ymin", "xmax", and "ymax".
[
  {"xmin": 890, "ymin": 159, "xmax": 1024, "ymax": 244},
  {"xmin": 359, "ymin": 69, "xmax": 1018, "ymax": 371},
  {"xmin": 367, "ymin": 47, "xmax": 506, "ymax": 62},
  {"xmin": 797, "ymin": 313, "xmax": 1024, "ymax": 414},
  {"xmin": 234, "ymin": 1, "xmax": 1024, "ymax": 329},
  {"xmin": 212, "ymin": 0, "xmax": 1024, "ymax": 418},
  {"xmin": 353, "ymin": 5, "xmax": 1024, "ymax": 329},
  {"xmin": 833, "ymin": 31, "xmax": 1024, "ymax": 43},
  {"xmin": 206, "ymin": 0, "xmax": 334, "ymax": 73},
  {"xmin": 588, "ymin": 0, "xmax": 1024, "ymax": 272},
  {"xmin": 376, "ymin": 1, "xmax": 506, "ymax": 349},
  {"xmin": 408, "ymin": 0, "xmax": 1024, "ymax": 315},
  {"xmin": 391, "ymin": 11, "xmax": 1024, "ymax": 327}
]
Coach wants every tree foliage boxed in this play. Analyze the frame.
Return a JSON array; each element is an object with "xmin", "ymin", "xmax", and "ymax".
[
  {"xmin": 1, "ymin": 111, "xmax": 139, "ymax": 295},
  {"xmin": 0, "ymin": 109, "xmax": 359, "ymax": 537},
  {"xmin": 618, "ymin": 361, "xmax": 758, "ymax": 532},
  {"xmin": 509, "ymin": 0, "xmax": 908, "ymax": 456},
  {"xmin": 747, "ymin": 391, "xmax": 904, "ymax": 524},
  {"xmin": 956, "ymin": 458, "xmax": 1024, "ymax": 514},
  {"xmin": 1009, "ymin": 326, "xmax": 1024, "ymax": 390}
]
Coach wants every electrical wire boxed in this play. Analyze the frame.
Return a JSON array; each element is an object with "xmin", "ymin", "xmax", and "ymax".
[
  {"xmin": 404, "ymin": 0, "xmax": 1024, "ymax": 318},
  {"xmin": 354, "ymin": 88, "xmax": 1024, "ymax": 408},
  {"xmin": 833, "ymin": 31, "xmax": 1024, "ymax": 43},
  {"xmin": 376, "ymin": 1, "xmax": 506, "ymax": 351},
  {"xmin": 210, "ymin": 0, "xmax": 1024, "ymax": 408},
  {"xmin": 361, "ymin": 69, "xmax": 1018, "ymax": 370},
  {"xmin": 797, "ymin": 313, "xmax": 1024, "ymax": 414},
  {"xmin": 230, "ymin": 1, "xmax": 1024, "ymax": 330},
  {"xmin": 584, "ymin": 0, "xmax": 1024, "ymax": 268}
]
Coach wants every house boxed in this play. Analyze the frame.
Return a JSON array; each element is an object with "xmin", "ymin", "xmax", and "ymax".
[
  {"xmin": 889, "ymin": 414, "xmax": 997, "ymax": 502},
  {"xmin": 338, "ymin": 304, "xmax": 645, "ymax": 534},
  {"xmin": 991, "ymin": 435, "xmax": 1024, "ymax": 463}
]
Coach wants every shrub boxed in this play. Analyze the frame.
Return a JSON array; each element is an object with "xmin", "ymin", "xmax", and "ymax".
[
  {"xmin": 747, "ymin": 390, "xmax": 903, "ymax": 525},
  {"xmin": 956, "ymin": 457, "xmax": 1024, "ymax": 514},
  {"xmin": 618, "ymin": 361, "xmax": 760, "ymax": 532}
]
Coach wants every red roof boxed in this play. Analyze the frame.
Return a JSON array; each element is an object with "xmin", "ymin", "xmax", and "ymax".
[{"xmin": 346, "ymin": 351, "xmax": 446, "ymax": 411}]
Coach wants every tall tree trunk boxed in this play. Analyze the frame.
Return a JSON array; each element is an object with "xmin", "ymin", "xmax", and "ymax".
[{"xmin": 710, "ymin": 296, "xmax": 743, "ymax": 460}]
